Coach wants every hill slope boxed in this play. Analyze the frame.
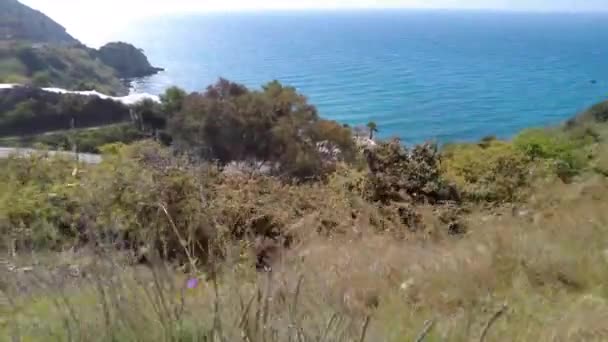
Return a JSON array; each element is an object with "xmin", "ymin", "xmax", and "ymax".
[
  {"xmin": 0, "ymin": 0, "xmax": 161, "ymax": 93},
  {"xmin": 0, "ymin": 0, "xmax": 78, "ymax": 44},
  {"xmin": 0, "ymin": 41, "xmax": 128, "ymax": 94}
]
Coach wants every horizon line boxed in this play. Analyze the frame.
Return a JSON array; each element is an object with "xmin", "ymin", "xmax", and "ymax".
[{"xmin": 143, "ymin": 7, "xmax": 608, "ymax": 16}]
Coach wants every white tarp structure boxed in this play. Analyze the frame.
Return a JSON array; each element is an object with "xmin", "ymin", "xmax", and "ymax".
[{"xmin": 0, "ymin": 84, "xmax": 160, "ymax": 105}]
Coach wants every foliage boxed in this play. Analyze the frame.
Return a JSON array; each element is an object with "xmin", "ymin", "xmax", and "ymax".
[
  {"xmin": 0, "ymin": 153, "xmax": 83, "ymax": 251},
  {"xmin": 366, "ymin": 121, "xmax": 378, "ymax": 139},
  {"xmin": 0, "ymin": 0, "xmax": 79, "ymax": 43},
  {"xmin": 83, "ymin": 142, "xmax": 219, "ymax": 263},
  {"xmin": 0, "ymin": 123, "xmax": 145, "ymax": 153},
  {"xmin": 160, "ymin": 86, "xmax": 188, "ymax": 115},
  {"xmin": 0, "ymin": 86, "xmax": 131, "ymax": 136},
  {"xmin": 5, "ymin": 156, "xmax": 608, "ymax": 341},
  {"xmin": 169, "ymin": 78, "xmax": 356, "ymax": 180},
  {"xmin": 132, "ymin": 99, "xmax": 166, "ymax": 132},
  {"xmin": 362, "ymin": 139, "xmax": 458, "ymax": 204},
  {"xmin": 513, "ymin": 128, "xmax": 590, "ymax": 180},
  {"xmin": 514, "ymin": 128, "xmax": 585, "ymax": 162},
  {"xmin": 0, "ymin": 41, "xmax": 127, "ymax": 95},
  {"xmin": 5, "ymin": 96, "xmax": 608, "ymax": 341},
  {"xmin": 31, "ymin": 70, "xmax": 51, "ymax": 86},
  {"xmin": 442, "ymin": 140, "xmax": 530, "ymax": 202},
  {"xmin": 1, "ymin": 2, "xmax": 161, "ymax": 92},
  {"xmin": 0, "ymin": 142, "xmax": 388, "ymax": 265},
  {"xmin": 2, "ymin": 64, "xmax": 608, "ymax": 341}
]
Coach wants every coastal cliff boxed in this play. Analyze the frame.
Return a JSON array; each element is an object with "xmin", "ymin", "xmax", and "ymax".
[
  {"xmin": 0, "ymin": 0, "xmax": 162, "ymax": 94},
  {"xmin": 0, "ymin": 0, "xmax": 79, "ymax": 44},
  {"xmin": 96, "ymin": 42, "xmax": 163, "ymax": 78}
]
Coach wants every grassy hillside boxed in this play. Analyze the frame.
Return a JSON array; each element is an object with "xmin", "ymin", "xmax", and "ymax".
[
  {"xmin": 0, "ymin": 1, "xmax": 160, "ymax": 94},
  {"xmin": 0, "ymin": 41, "xmax": 128, "ymax": 94},
  {"xmin": 1, "ymin": 78, "xmax": 608, "ymax": 340}
]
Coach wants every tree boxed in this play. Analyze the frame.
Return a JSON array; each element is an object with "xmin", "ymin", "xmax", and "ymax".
[
  {"xmin": 160, "ymin": 86, "xmax": 187, "ymax": 116},
  {"xmin": 367, "ymin": 121, "xmax": 378, "ymax": 140},
  {"xmin": 132, "ymin": 99, "xmax": 165, "ymax": 133},
  {"xmin": 167, "ymin": 78, "xmax": 356, "ymax": 180},
  {"xmin": 363, "ymin": 139, "xmax": 458, "ymax": 204}
]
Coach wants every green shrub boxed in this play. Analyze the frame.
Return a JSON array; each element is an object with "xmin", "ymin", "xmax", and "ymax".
[
  {"xmin": 0, "ymin": 141, "xmax": 383, "ymax": 265},
  {"xmin": 169, "ymin": 79, "xmax": 357, "ymax": 180},
  {"xmin": 0, "ymin": 73, "xmax": 29, "ymax": 84},
  {"xmin": 513, "ymin": 128, "xmax": 588, "ymax": 179},
  {"xmin": 0, "ymin": 57, "xmax": 27, "ymax": 80},
  {"xmin": 31, "ymin": 70, "xmax": 51, "ymax": 87},
  {"xmin": 589, "ymin": 143, "xmax": 608, "ymax": 176},
  {"xmin": 0, "ymin": 154, "xmax": 83, "ymax": 251},
  {"xmin": 0, "ymin": 87, "xmax": 131, "ymax": 136},
  {"xmin": 362, "ymin": 139, "xmax": 458, "ymax": 204},
  {"xmin": 442, "ymin": 141, "xmax": 529, "ymax": 202}
]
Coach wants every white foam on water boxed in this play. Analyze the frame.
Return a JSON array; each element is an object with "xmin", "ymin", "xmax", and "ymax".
[{"xmin": 0, "ymin": 84, "xmax": 160, "ymax": 105}]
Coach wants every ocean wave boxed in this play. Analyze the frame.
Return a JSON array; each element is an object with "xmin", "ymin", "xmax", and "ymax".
[{"xmin": 0, "ymin": 84, "xmax": 160, "ymax": 105}]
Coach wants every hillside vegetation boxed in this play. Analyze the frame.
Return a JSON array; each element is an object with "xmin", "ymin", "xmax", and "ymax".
[
  {"xmin": 2, "ymin": 77, "xmax": 608, "ymax": 341},
  {"xmin": 0, "ymin": 42, "xmax": 128, "ymax": 94},
  {"xmin": 0, "ymin": 1, "xmax": 161, "ymax": 94},
  {"xmin": 0, "ymin": 0, "xmax": 78, "ymax": 44},
  {"xmin": 0, "ymin": 86, "xmax": 131, "ymax": 136}
]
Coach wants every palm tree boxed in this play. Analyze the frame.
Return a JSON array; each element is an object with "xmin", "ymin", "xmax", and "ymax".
[{"xmin": 367, "ymin": 121, "xmax": 378, "ymax": 140}]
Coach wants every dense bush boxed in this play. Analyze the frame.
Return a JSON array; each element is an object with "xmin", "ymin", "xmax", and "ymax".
[
  {"xmin": 0, "ymin": 86, "xmax": 131, "ymax": 136},
  {"xmin": 169, "ymin": 79, "xmax": 356, "ymax": 180},
  {"xmin": 0, "ymin": 142, "xmax": 397, "ymax": 266},
  {"xmin": 0, "ymin": 123, "xmax": 146, "ymax": 153},
  {"xmin": 361, "ymin": 139, "xmax": 458, "ymax": 204},
  {"xmin": 441, "ymin": 140, "xmax": 530, "ymax": 202},
  {"xmin": 131, "ymin": 99, "xmax": 167, "ymax": 132},
  {"xmin": 0, "ymin": 0, "xmax": 79, "ymax": 44},
  {"xmin": 0, "ymin": 153, "xmax": 84, "ymax": 251},
  {"xmin": 513, "ymin": 128, "xmax": 590, "ymax": 180},
  {"xmin": 514, "ymin": 129, "xmax": 582, "ymax": 161},
  {"xmin": 6, "ymin": 80, "xmax": 608, "ymax": 264}
]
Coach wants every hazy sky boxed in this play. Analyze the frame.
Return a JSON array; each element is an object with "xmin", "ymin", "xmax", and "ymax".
[{"xmin": 21, "ymin": 0, "xmax": 608, "ymax": 46}]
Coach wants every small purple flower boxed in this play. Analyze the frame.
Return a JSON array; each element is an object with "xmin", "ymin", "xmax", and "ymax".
[{"xmin": 187, "ymin": 278, "xmax": 199, "ymax": 289}]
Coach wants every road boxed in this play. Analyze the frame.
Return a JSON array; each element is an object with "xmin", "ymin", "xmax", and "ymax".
[{"xmin": 0, "ymin": 147, "xmax": 102, "ymax": 164}]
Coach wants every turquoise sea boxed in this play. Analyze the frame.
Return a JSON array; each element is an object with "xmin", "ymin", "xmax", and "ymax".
[{"xmin": 120, "ymin": 10, "xmax": 608, "ymax": 143}]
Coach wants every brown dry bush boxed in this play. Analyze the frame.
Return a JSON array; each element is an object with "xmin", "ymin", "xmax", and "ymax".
[{"xmin": 1, "ymin": 141, "xmax": 409, "ymax": 268}]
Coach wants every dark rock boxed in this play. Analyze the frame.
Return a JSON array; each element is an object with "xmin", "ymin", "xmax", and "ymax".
[{"xmin": 96, "ymin": 42, "xmax": 163, "ymax": 78}]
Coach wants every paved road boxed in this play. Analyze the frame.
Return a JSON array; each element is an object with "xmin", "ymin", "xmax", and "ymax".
[{"xmin": 0, "ymin": 147, "xmax": 102, "ymax": 164}]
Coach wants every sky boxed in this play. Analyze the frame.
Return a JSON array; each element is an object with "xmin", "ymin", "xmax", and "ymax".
[{"xmin": 21, "ymin": 0, "xmax": 608, "ymax": 46}]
